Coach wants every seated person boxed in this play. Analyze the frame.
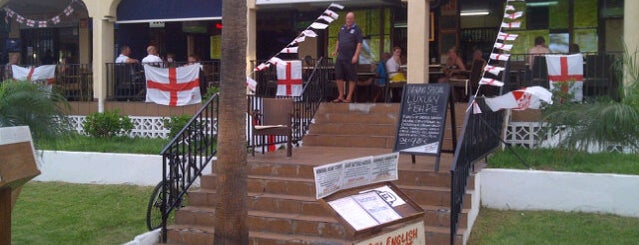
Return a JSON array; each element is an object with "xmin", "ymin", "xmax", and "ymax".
[
  {"xmin": 386, "ymin": 47, "xmax": 406, "ymax": 83},
  {"xmin": 438, "ymin": 46, "xmax": 467, "ymax": 83}
]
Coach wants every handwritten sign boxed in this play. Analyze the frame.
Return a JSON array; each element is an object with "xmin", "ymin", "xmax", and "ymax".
[{"xmin": 394, "ymin": 83, "xmax": 449, "ymax": 155}]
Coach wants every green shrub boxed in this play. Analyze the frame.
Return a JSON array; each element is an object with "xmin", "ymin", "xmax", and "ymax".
[
  {"xmin": 163, "ymin": 115, "xmax": 192, "ymax": 139},
  {"xmin": 83, "ymin": 110, "xmax": 133, "ymax": 138}
]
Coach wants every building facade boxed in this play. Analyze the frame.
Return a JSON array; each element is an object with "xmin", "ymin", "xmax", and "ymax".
[{"xmin": 0, "ymin": 0, "xmax": 637, "ymax": 111}]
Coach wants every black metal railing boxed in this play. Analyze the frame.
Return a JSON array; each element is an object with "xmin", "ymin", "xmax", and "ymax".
[
  {"xmin": 247, "ymin": 57, "xmax": 333, "ymax": 150},
  {"xmin": 105, "ymin": 61, "xmax": 221, "ymax": 101},
  {"xmin": 55, "ymin": 63, "xmax": 93, "ymax": 101},
  {"xmin": 448, "ymin": 65, "xmax": 506, "ymax": 244},
  {"xmin": 449, "ymin": 97, "xmax": 504, "ymax": 244},
  {"xmin": 157, "ymin": 94, "xmax": 219, "ymax": 242}
]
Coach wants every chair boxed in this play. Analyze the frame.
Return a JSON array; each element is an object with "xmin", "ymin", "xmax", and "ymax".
[
  {"xmin": 529, "ymin": 56, "xmax": 549, "ymax": 88},
  {"xmin": 449, "ymin": 59, "xmax": 485, "ymax": 102},
  {"xmin": 251, "ymin": 98, "xmax": 294, "ymax": 157}
]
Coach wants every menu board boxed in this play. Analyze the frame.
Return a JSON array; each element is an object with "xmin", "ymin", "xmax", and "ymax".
[
  {"xmin": 313, "ymin": 153, "xmax": 399, "ymax": 199},
  {"xmin": 393, "ymin": 83, "xmax": 450, "ymax": 155}
]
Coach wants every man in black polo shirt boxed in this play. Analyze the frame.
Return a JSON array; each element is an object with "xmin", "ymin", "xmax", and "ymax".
[{"xmin": 331, "ymin": 11, "xmax": 362, "ymax": 103}]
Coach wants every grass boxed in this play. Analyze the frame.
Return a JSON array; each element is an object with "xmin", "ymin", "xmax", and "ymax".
[
  {"xmin": 12, "ymin": 181, "xmax": 153, "ymax": 245},
  {"xmin": 468, "ymin": 208, "xmax": 639, "ymax": 245},
  {"xmin": 487, "ymin": 147, "xmax": 639, "ymax": 175},
  {"xmin": 37, "ymin": 134, "xmax": 168, "ymax": 155}
]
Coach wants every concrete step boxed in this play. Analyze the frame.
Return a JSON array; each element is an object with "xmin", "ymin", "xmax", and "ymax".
[
  {"xmin": 398, "ymin": 185, "xmax": 473, "ymax": 209},
  {"xmin": 202, "ymin": 175, "xmax": 316, "ymax": 197},
  {"xmin": 188, "ymin": 190, "xmax": 325, "ymax": 216},
  {"xmin": 302, "ymin": 134, "xmax": 394, "ymax": 148},
  {"xmin": 174, "ymin": 208, "xmax": 347, "ymax": 238},
  {"xmin": 317, "ymin": 103, "xmax": 400, "ymax": 114},
  {"xmin": 166, "ymin": 225, "xmax": 351, "ymax": 245},
  {"xmin": 307, "ymin": 123, "xmax": 396, "ymax": 136},
  {"xmin": 313, "ymin": 111, "xmax": 398, "ymax": 125}
]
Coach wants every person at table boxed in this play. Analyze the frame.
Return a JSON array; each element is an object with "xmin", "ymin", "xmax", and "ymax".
[
  {"xmin": 142, "ymin": 45, "xmax": 163, "ymax": 66},
  {"xmin": 527, "ymin": 36, "xmax": 551, "ymax": 71},
  {"xmin": 187, "ymin": 54, "xmax": 208, "ymax": 96},
  {"xmin": 4, "ymin": 52, "xmax": 20, "ymax": 81},
  {"xmin": 115, "ymin": 45, "xmax": 138, "ymax": 64},
  {"xmin": 386, "ymin": 46, "xmax": 406, "ymax": 83},
  {"xmin": 331, "ymin": 11, "xmax": 363, "ymax": 103},
  {"xmin": 438, "ymin": 46, "xmax": 467, "ymax": 83}
]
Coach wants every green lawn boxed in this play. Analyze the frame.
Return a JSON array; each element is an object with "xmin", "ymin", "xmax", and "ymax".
[
  {"xmin": 469, "ymin": 208, "xmax": 639, "ymax": 245},
  {"xmin": 11, "ymin": 181, "xmax": 153, "ymax": 245},
  {"xmin": 37, "ymin": 134, "xmax": 168, "ymax": 155},
  {"xmin": 487, "ymin": 147, "xmax": 639, "ymax": 175}
]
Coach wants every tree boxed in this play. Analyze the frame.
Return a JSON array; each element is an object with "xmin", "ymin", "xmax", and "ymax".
[
  {"xmin": 214, "ymin": 0, "xmax": 249, "ymax": 244},
  {"xmin": 0, "ymin": 81, "xmax": 71, "ymax": 145}
]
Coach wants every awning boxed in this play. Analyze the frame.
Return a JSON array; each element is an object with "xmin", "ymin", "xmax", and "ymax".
[{"xmin": 116, "ymin": 0, "xmax": 222, "ymax": 24}]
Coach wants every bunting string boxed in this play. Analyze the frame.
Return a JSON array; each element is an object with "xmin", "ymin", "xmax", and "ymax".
[
  {"xmin": 468, "ymin": 0, "xmax": 527, "ymax": 113},
  {"xmin": 4, "ymin": 0, "xmax": 82, "ymax": 28},
  {"xmin": 247, "ymin": 3, "xmax": 344, "ymax": 92}
]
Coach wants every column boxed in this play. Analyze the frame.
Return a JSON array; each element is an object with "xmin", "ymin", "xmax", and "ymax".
[
  {"xmin": 405, "ymin": 0, "xmax": 430, "ymax": 84},
  {"xmin": 624, "ymin": 0, "xmax": 639, "ymax": 87},
  {"xmin": 247, "ymin": 0, "xmax": 257, "ymax": 75},
  {"xmin": 92, "ymin": 18, "xmax": 114, "ymax": 112}
]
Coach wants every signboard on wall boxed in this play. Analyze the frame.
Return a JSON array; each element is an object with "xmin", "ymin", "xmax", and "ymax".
[{"xmin": 210, "ymin": 35, "xmax": 221, "ymax": 59}]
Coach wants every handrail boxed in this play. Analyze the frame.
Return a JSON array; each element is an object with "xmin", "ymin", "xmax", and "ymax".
[
  {"xmin": 448, "ymin": 61, "xmax": 508, "ymax": 244},
  {"xmin": 158, "ymin": 94, "xmax": 219, "ymax": 242},
  {"xmin": 247, "ymin": 57, "xmax": 333, "ymax": 150}
]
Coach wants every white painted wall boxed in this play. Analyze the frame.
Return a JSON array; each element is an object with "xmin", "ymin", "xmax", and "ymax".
[
  {"xmin": 479, "ymin": 169, "xmax": 639, "ymax": 218},
  {"xmin": 34, "ymin": 151, "xmax": 212, "ymax": 186}
]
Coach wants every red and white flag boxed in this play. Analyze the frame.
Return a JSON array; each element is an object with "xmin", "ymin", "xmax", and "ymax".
[
  {"xmin": 494, "ymin": 43, "xmax": 513, "ymax": 51},
  {"xmin": 504, "ymin": 11, "xmax": 523, "ymax": 20},
  {"xmin": 38, "ymin": 21, "xmax": 47, "ymax": 28},
  {"xmin": 144, "ymin": 64, "xmax": 201, "ymax": 106},
  {"xmin": 479, "ymin": 78, "xmax": 504, "ymax": 87},
  {"xmin": 51, "ymin": 16, "xmax": 61, "ymax": 24},
  {"xmin": 64, "ymin": 6, "xmax": 74, "ymax": 16},
  {"xmin": 484, "ymin": 65, "xmax": 505, "ymax": 76},
  {"xmin": 505, "ymin": 5, "xmax": 516, "ymax": 12},
  {"xmin": 15, "ymin": 15, "xmax": 24, "ymax": 23},
  {"xmin": 302, "ymin": 30, "xmax": 318, "ymax": 38},
  {"xmin": 490, "ymin": 53, "xmax": 510, "ymax": 61},
  {"xmin": 484, "ymin": 86, "xmax": 553, "ymax": 112},
  {"xmin": 546, "ymin": 54, "xmax": 584, "ymax": 101},
  {"xmin": 317, "ymin": 15, "xmax": 335, "ymax": 23},
  {"xmin": 26, "ymin": 19, "xmax": 35, "ymax": 27},
  {"xmin": 246, "ymin": 76, "xmax": 257, "ymax": 92},
  {"xmin": 310, "ymin": 22, "xmax": 328, "ymax": 30},
  {"xmin": 329, "ymin": 3, "xmax": 344, "ymax": 10},
  {"xmin": 501, "ymin": 21, "xmax": 521, "ymax": 28},
  {"xmin": 324, "ymin": 9, "xmax": 339, "ymax": 19},
  {"xmin": 12, "ymin": 65, "xmax": 56, "ymax": 84},
  {"xmin": 280, "ymin": 46, "xmax": 299, "ymax": 54},
  {"xmin": 497, "ymin": 32, "xmax": 518, "ymax": 41},
  {"xmin": 276, "ymin": 60, "xmax": 303, "ymax": 97}
]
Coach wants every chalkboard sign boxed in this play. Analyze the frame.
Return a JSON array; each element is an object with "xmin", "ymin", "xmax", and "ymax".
[{"xmin": 393, "ymin": 83, "xmax": 450, "ymax": 155}]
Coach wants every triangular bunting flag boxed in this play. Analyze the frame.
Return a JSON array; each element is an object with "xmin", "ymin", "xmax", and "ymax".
[
  {"xmin": 497, "ymin": 32, "xmax": 518, "ymax": 41},
  {"xmin": 501, "ymin": 22, "xmax": 521, "ymax": 28},
  {"xmin": 490, "ymin": 53, "xmax": 510, "ymax": 61},
  {"xmin": 484, "ymin": 65, "xmax": 505, "ymax": 76},
  {"xmin": 329, "ymin": 3, "xmax": 344, "ymax": 10},
  {"xmin": 494, "ymin": 43, "xmax": 513, "ymax": 51},
  {"xmin": 317, "ymin": 15, "xmax": 335, "ymax": 23},
  {"xmin": 310, "ymin": 22, "xmax": 328, "ymax": 30},
  {"xmin": 479, "ymin": 78, "xmax": 504, "ymax": 87},
  {"xmin": 302, "ymin": 30, "xmax": 318, "ymax": 38},
  {"xmin": 504, "ymin": 11, "xmax": 523, "ymax": 20},
  {"xmin": 281, "ymin": 47, "xmax": 299, "ymax": 54}
]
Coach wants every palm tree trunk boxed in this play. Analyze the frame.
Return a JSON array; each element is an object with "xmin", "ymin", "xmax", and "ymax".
[{"xmin": 214, "ymin": 0, "xmax": 249, "ymax": 244}]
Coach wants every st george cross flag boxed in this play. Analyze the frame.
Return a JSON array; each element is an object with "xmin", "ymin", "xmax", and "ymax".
[
  {"xmin": 484, "ymin": 86, "xmax": 553, "ymax": 111},
  {"xmin": 501, "ymin": 21, "xmax": 521, "ymax": 28},
  {"xmin": 497, "ymin": 32, "xmax": 518, "ymax": 41},
  {"xmin": 494, "ymin": 43, "xmax": 513, "ymax": 51},
  {"xmin": 310, "ymin": 22, "xmax": 328, "ymax": 30},
  {"xmin": 281, "ymin": 46, "xmax": 299, "ymax": 54},
  {"xmin": 545, "ymin": 54, "xmax": 584, "ymax": 102},
  {"xmin": 276, "ymin": 60, "xmax": 303, "ymax": 97},
  {"xmin": 490, "ymin": 53, "xmax": 510, "ymax": 61},
  {"xmin": 144, "ymin": 64, "xmax": 201, "ymax": 106},
  {"xmin": 484, "ymin": 65, "xmax": 505, "ymax": 76},
  {"xmin": 504, "ymin": 11, "xmax": 523, "ymax": 20},
  {"xmin": 12, "ymin": 65, "xmax": 56, "ymax": 84}
]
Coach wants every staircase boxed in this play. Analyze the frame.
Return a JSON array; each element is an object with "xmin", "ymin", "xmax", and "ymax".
[{"xmin": 164, "ymin": 102, "xmax": 480, "ymax": 245}]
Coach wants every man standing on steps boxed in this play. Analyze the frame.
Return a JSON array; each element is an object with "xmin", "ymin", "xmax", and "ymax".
[{"xmin": 331, "ymin": 11, "xmax": 362, "ymax": 103}]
